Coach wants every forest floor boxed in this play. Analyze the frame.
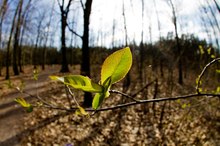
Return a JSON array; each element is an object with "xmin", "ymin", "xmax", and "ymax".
[
  {"xmin": 0, "ymin": 65, "xmax": 219, "ymax": 146},
  {"xmin": 0, "ymin": 65, "xmax": 62, "ymax": 145}
]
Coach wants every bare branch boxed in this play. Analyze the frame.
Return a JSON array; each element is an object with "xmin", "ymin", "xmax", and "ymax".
[
  {"xmin": 80, "ymin": 0, "xmax": 85, "ymax": 10},
  {"xmin": 110, "ymin": 90, "xmax": 140, "ymax": 102},
  {"xmin": 88, "ymin": 93, "xmax": 220, "ymax": 113},
  {"xmin": 131, "ymin": 80, "xmax": 155, "ymax": 97},
  {"xmin": 196, "ymin": 58, "xmax": 220, "ymax": 93},
  {"xmin": 67, "ymin": 22, "xmax": 82, "ymax": 39}
]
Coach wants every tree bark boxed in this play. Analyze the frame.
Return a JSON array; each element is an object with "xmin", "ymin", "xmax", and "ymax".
[
  {"xmin": 58, "ymin": 0, "xmax": 72, "ymax": 73},
  {"xmin": 0, "ymin": 0, "xmax": 8, "ymax": 76},
  {"xmin": 169, "ymin": 0, "xmax": 183, "ymax": 85},
  {"xmin": 81, "ymin": 0, "xmax": 93, "ymax": 107},
  {"xmin": 6, "ymin": 1, "xmax": 20, "ymax": 79},
  {"xmin": 13, "ymin": 0, "xmax": 23, "ymax": 76}
]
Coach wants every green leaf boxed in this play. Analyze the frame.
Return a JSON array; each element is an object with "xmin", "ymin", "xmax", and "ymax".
[
  {"xmin": 33, "ymin": 69, "xmax": 39, "ymax": 80},
  {"xmin": 101, "ymin": 47, "xmax": 132, "ymax": 85},
  {"xmin": 64, "ymin": 75, "xmax": 103, "ymax": 93},
  {"xmin": 211, "ymin": 55, "xmax": 215, "ymax": 59},
  {"xmin": 92, "ymin": 77, "xmax": 111, "ymax": 110},
  {"xmin": 6, "ymin": 79, "xmax": 13, "ymax": 88},
  {"xmin": 207, "ymin": 48, "xmax": 211, "ymax": 55},
  {"xmin": 92, "ymin": 93, "xmax": 105, "ymax": 109},
  {"xmin": 216, "ymin": 69, "xmax": 220, "ymax": 74},
  {"xmin": 75, "ymin": 106, "xmax": 89, "ymax": 117},
  {"xmin": 50, "ymin": 75, "xmax": 64, "ymax": 82},
  {"xmin": 14, "ymin": 97, "xmax": 33, "ymax": 112},
  {"xmin": 199, "ymin": 45, "xmax": 204, "ymax": 55},
  {"xmin": 216, "ymin": 87, "xmax": 220, "ymax": 93}
]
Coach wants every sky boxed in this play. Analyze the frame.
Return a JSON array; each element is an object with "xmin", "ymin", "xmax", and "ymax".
[{"xmin": 3, "ymin": 0, "xmax": 219, "ymax": 49}]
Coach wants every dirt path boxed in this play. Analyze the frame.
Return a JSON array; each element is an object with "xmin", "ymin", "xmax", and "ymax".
[{"xmin": 0, "ymin": 67, "xmax": 59, "ymax": 146}]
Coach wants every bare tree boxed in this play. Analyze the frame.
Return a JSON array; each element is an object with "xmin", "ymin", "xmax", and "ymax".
[
  {"xmin": 42, "ymin": 0, "xmax": 55, "ymax": 70},
  {"xmin": 0, "ymin": 0, "xmax": 8, "ymax": 76},
  {"xmin": 5, "ymin": 1, "xmax": 20, "ymax": 79},
  {"xmin": 168, "ymin": 0, "xmax": 183, "ymax": 84},
  {"xmin": 81, "ymin": 0, "xmax": 93, "ymax": 107},
  {"xmin": 33, "ymin": 10, "xmax": 46, "ymax": 69},
  {"xmin": 213, "ymin": 0, "xmax": 220, "ymax": 13},
  {"xmin": 13, "ymin": 0, "xmax": 23, "ymax": 75},
  {"xmin": 57, "ymin": 0, "xmax": 73, "ymax": 72},
  {"xmin": 122, "ymin": 0, "xmax": 131, "ymax": 92},
  {"xmin": 18, "ymin": 0, "xmax": 32, "ymax": 72}
]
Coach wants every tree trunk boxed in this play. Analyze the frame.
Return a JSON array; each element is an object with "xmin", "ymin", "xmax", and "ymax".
[
  {"xmin": 0, "ymin": 0, "xmax": 8, "ymax": 76},
  {"xmin": 6, "ymin": 1, "xmax": 19, "ymax": 79},
  {"xmin": 122, "ymin": 0, "xmax": 131, "ymax": 92},
  {"xmin": 169, "ymin": 0, "xmax": 183, "ymax": 85},
  {"xmin": 59, "ymin": 0, "xmax": 72, "ymax": 73},
  {"xmin": 13, "ymin": 0, "xmax": 23, "ymax": 76},
  {"xmin": 60, "ymin": 12, "xmax": 69, "ymax": 72},
  {"xmin": 81, "ymin": 0, "xmax": 93, "ymax": 107},
  {"xmin": 42, "ymin": 0, "xmax": 54, "ymax": 70}
]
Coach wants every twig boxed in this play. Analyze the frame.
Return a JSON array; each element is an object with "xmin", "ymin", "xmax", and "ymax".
[
  {"xmin": 88, "ymin": 93, "xmax": 220, "ymax": 113},
  {"xmin": 109, "ymin": 90, "xmax": 140, "ymax": 102},
  {"xmin": 67, "ymin": 22, "xmax": 82, "ymax": 39},
  {"xmin": 65, "ymin": 85, "xmax": 73, "ymax": 108},
  {"xmin": 196, "ymin": 58, "xmax": 220, "ymax": 93},
  {"xmin": 131, "ymin": 80, "xmax": 155, "ymax": 97},
  {"xmin": 66, "ymin": 85, "xmax": 80, "ymax": 107},
  {"xmin": 16, "ymin": 87, "xmax": 70, "ymax": 111},
  {"xmin": 80, "ymin": 0, "xmax": 85, "ymax": 10}
]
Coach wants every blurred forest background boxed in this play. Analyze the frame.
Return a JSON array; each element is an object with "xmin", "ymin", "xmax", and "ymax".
[
  {"xmin": 0, "ymin": 0, "xmax": 219, "ymax": 79},
  {"xmin": 0, "ymin": 0, "xmax": 220, "ymax": 145}
]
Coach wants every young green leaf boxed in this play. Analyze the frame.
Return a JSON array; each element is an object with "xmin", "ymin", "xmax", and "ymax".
[
  {"xmin": 101, "ymin": 47, "xmax": 132, "ymax": 85},
  {"xmin": 33, "ymin": 69, "xmax": 39, "ymax": 80},
  {"xmin": 14, "ymin": 97, "xmax": 33, "ymax": 112},
  {"xmin": 64, "ymin": 75, "xmax": 103, "ymax": 93},
  {"xmin": 92, "ymin": 93, "xmax": 105, "ymax": 109},
  {"xmin": 75, "ymin": 106, "xmax": 89, "ymax": 117},
  {"xmin": 50, "ymin": 76, "xmax": 64, "ymax": 82},
  {"xmin": 92, "ymin": 77, "xmax": 112, "ymax": 109},
  {"xmin": 216, "ymin": 69, "xmax": 220, "ymax": 74}
]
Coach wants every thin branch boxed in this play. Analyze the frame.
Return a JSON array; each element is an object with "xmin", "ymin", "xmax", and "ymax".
[
  {"xmin": 109, "ymin": 90, "xmax": 140, "ymax": 102},
  {"xmin": 66, "ymin": 85, "xmax": 80, "ymax": 107},
  {"xmin": 65, "ymin": 85, "xmax": 73, "ymax": 108},
  {"xmin": 86, "ymin": 93, "xmax": 220, "ymax": 113},
  {"xmin": 65, "ymin": 0, "xmax": 73, "ymax": 14},
  {"xmin": 80, "ymin": 0, "xmax": 85, "ymax": 10},
  {"xmin": 16, "ymin": 87, "xmax": 69, "ymax": 110},
  {"xmin": 196, "ymin": 58, "xmax": 220, "ymax": 93},
  {"xmin": 131, "ymin": 80, "xmax": 155, "ymax": 97},
  {"xmin": 67, "ymin": 22, "xmax": 82, "ymax": 39}
]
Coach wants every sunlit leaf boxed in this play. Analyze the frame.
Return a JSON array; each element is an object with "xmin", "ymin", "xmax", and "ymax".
[
  {"xmin": 92, "ymin": 93, "xmax": 105, "ymax": 109},
  {"xmin": 102, "ymin": 77, "xmax": 111, "ymax": 98},
  {"xmin": 216, "ymin": 87, "xmax": 220, "ymax": 93},
  {"xmin": 50, "ymin": 76, "xmax": 64, "ymax": 82},
  {"xmin": 75, "ymin": 106, "xmax": 89, "ymax": 117},
  {"xmin": 181, "ymin": 103, "xmax": 187, "ymax": 109},
  {"xmin": 33, "ymin": 69, "xmax": 39, "ymax": 80},
  {"xmin": 64, "ymin": 75, "xmax": 103, "ymax": 93},
  {"xmin": 6, "ymin": 79, "xmax": 13, "ymax": 88},
  {"xmin": 199, "ymin": 45, "xmax": 204, "ymax": 55},
  {"xmin": 14, "ymin": 97, "xmax": 33, "ymax": 113},
  {"xmin": 207, "ymin": 48, "xmax": 211, "ymax": 55},
  {"xmin": 216, "ymin": 69, "xmax": 220, "ymax": 74},
  {"xmin": 50, "ymin": 75, "xmax": 103, "ymax": 92},
  {"xmin": 101, "ymin": 47, "xmax": 132, "ymax": 85},
  {"xmin": 211, "ymin": 55, "xmax": 215, "ymax": 59}
]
